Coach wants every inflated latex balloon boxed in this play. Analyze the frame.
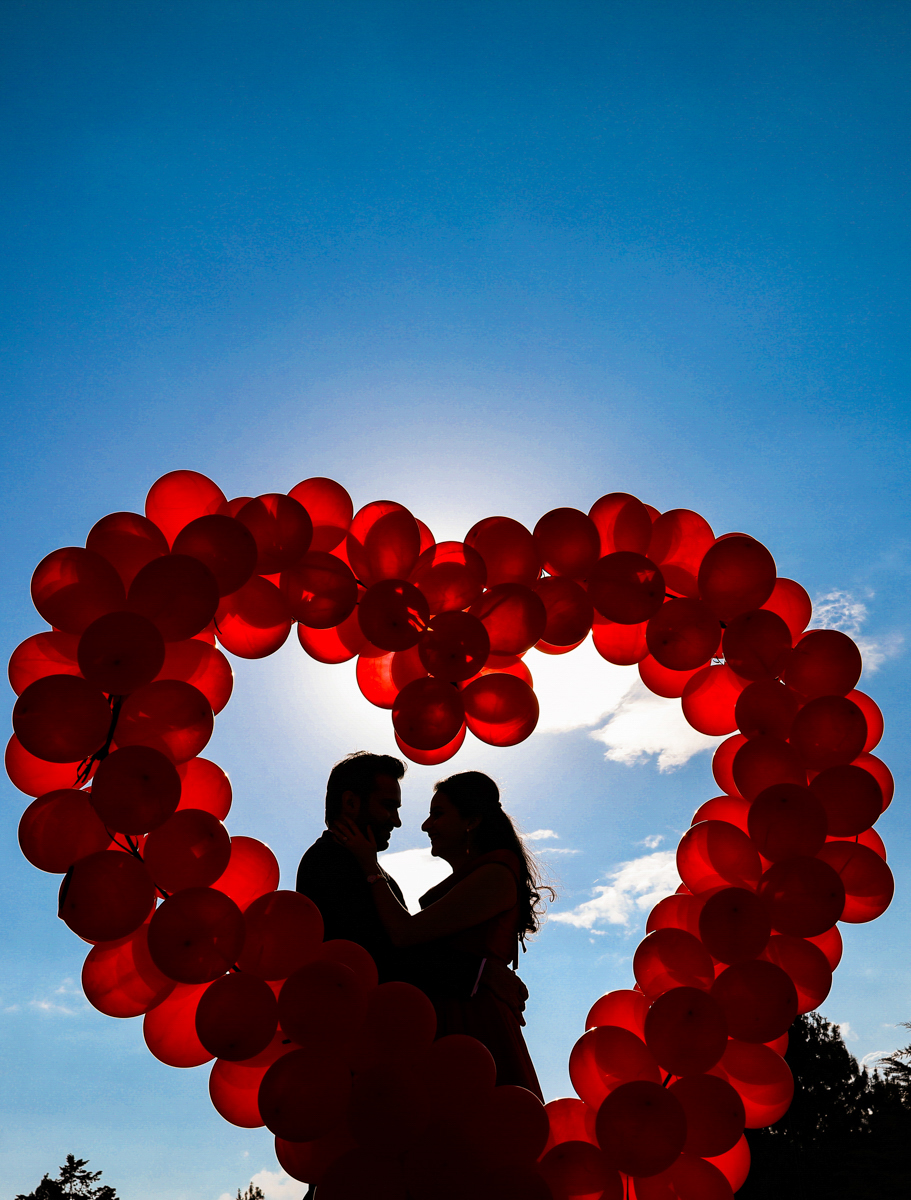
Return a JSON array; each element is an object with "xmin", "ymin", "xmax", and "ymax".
[
  {"xmin": 461, "ymin": 672, "xmax": 539, "ymax": 747},
  {"xmin": 82, "ymin": 919, "xmax": 174, "ymax": 1018},
  {"xmin": 421, "ymin": 1034, "xmax": 497, "ymax": 1117},
  {"xmin": 347, "ymin": 1062, "xmax": 431, "ymax": 1157},
  {"xmin": 648, "ymin": 509, "xmax": 715, "ymax": 598},
  {"xmin": 721, "ymin": 609, "xmax": 791, "ymax": 681},
  {"xmin": 208, "ymin": 1032, "xmax": 298, "ymax": 1128},
  {"xmin": 541, "ymin": 1097, "xmax": 599, "ymax": 1154},
  {"xmin": 758, "ymin": 856, "xmax": 845, "ymax": 936},
  {"xmin": 350, "ymin": 982, "xmax": 437, "ymax": 1072},
  {"xmin": 211, "ymin": 836, "xmax": 280, "ymax": 911},
  {"xmin": 236, "ymin": 890, "xmax": 324, "ymax": 979},
  {"xmin": 633, "ymin": 929, "xmax": 715, "ymax": 998},
  {"xmin": 533, "ymin": 508, "xmax": 601, "ymax": 579},
  {"xmin": 569, "ymin": 1026, "xmax": 661, "ymax": 1111},
  {"xmin": 733, "ymin": 680, "xmax": 802, "ymax": 741},
  {"xmin": 746, "ymin": 784, "xmax": 826, "ymax": 861},
  {"xmin": 816, "ymin": 841, "xmax": 894, "ymax": 923},
  {"xmin": 589, "ymin": 492, "xmax": 653, "ymax": 557},
  {"xmin": 281, "ymin": 551, "xmax": 358, "ymax": 628},
  {"xmin": 705, "ymin": 1134, "xmax": 751, "ymax": 1193},
  {"xmin": 469, "ymin": 583, "xmax": 547, "ymax": 655},
  {"xmin": 297, "ymin": 607, "xmax": 377, "ymax": 664},
  {"xmin": 807, "ymin": 924, "xmax": 843, "ymax": 971},
  {"xmin": 759, "ymin": 577, "xmax": 812, "ymax": 642},
  {"xmin": 852, "ymin": 752, "xmax": 894, "ymax": 811},
  {"xmin": 175, "ymin": 757, "xmax": 231, "ymax": 818},
  {"xmin": 760, "ymin": 934, "xmax": 832, "ymax": 1014},
  {"xmin": 77, "ymin": 611, "xmax": 166, "ymax": 694},
  {"xmin": 588, "ymin": 553, "xmax": 665, "ymax": 625},
  {"xmin": 258, "ymin": 1044, "xmax": 353, "ymax": 1141},
  {"xmin": 698, "ymin": 888, "xmax": 771, "ymax": 964},
  {"xmin": 847, "ymin": 690, "xmax": 884, "ymax": 753},
  {"xmin": 154, "ymin": 638, "xmax": 234, "ymax": 714},
  {"xmin": 147, "ymin": 886, "xmax": 245, "ymax": 983},
  {"xmin": 782, "ymin": 629, "xmax": 862, "ymax": 698},
  {"xmin": 19, "ymin": 788, "xmax": 112, "ymax": 872},
  {"xmin": 358, "ymin": 579, "xmax": 429, "ymax": 651},
  {"xmin": 592, "ymin": 613, "xmax": 649, "ymax": 665},
  {"xmin": 585, "ymin": 989, "xmax": 650, "ymax": 1040},
  {"xmin": 236, "ymin": 494, "xmax": 313, "ymax": 575},
  {"xmin": 278, "ymin": 959, "xmax": 369, "ymax": 1048},
  {"xmin": 90, "ymin": 745, "xmax": 182, "ymax": 834},
  {"xmin": 709, "ymin": 1039, "xmax": 794, "ymax": 1128},
  {"xmin": 669, "ymin": 1074, "xmax": 745, "ymax": 1158},
  {"xmin": 691, "ymin": 795, "xmax": 750, "ymax": 834},
  {"xmin": 408, "ymin": 540, "xmax": 487, "ymax": 614},
  {"xmin": 646, "ymin": 598, "xmax": 720, "ymax": 671},
  {"xmin": 711, "ymin": 735, "xmax": 746, "ymax": 798},
  {"xmin": 171, "ymin": 514, "xmax": 258, "ymax": 596},
  {"xmin": 681, "ymin": 665, "xmax": 747, "ymax": 736},
  {"xmin": 539, "ymin": 1139, "xmax": 622, "ymax": 1200},
  {"xmin": 114, "ymin": 680, "xmax": 214, "ymax": 763},
  {"xmin": 288, "ymin": 477, "xmax": 354, "ymax": 552},
  {"xmin": 643, "ymin": 985, "xmax": 728, "ymax": 1076},
  {"xmin": 809, "ymin": 764, "xmax": 883, "ymax": 837},
  {"xmin": 595, "ymin": 1079, "xmax": 687, "ymax": 1178},
  {"xmin": 59, "ymin": 850, "xmax": 156, "ymax": 942},
  {"xmin": 464, "ymin": 516, "xmax": 541, "ymax": 587},
  {"xmin": 215, "ymin": 577, "xmax": 293, "ymax": 658},
  {"xmin": 534, "ymin": 576, "xmax": 594, "ymax": 645},
  {"xmin": 86, "ymin": 511, "xmax": 169, "ymax": 589},
  {"xmin": 395, "ymin": 724, "xmax": 466, "ymax": 765},
  {"xmin": 633, "ymin": 1151, "xmax": 735, "ymax": 1200},
  {"xmin": 419, "ymin": 611, "xmax": 490, "ymax": 681},
  {"xmin": 789, "ymin": 695, "xmax": 868, "ymax": 770},
  {"xmin": 143, "ymin": 980, "xmax": 213, "ymax": 1067},
  {"xmin": 638, "ymin": 655, "xmax": 703, "ymax": 699},
  {"xmin": 5, "ymin": 733, "xmax": 91, "ymax": 797},
  {"xmin": 31, "ymin": 547, "xmax": 126, "ymax": 635},
  {"xmin": 8, "ymin": 630, "xmax": 81, "ymax": 695},
  {"xmin": 13, "ymin": 674, "xmax": 111, "ymax": 764},
  {"xmin": 646, "ymin": 893, "xmax": 706, "ymax": 940},
  {"xmin": 346, "ymin": 502, "xmax": 422, "ymax": 587},
  {"xmin": 711, "ymin": 960, "xmax": 797, "ymax": 1044},
  {"xmin": 472, "ymin": 1085, "xmax": 550, "ymax": 1169},
  {"xmin": 195, "ymin": 971, "xmax": 278, "ymax": 1060},
  {"xmin": 731, "ymin": 735, "xmax": 806, "ymax": 801},
  {"xmin": 145, "ymin": 471, "xmax": 227, "ymax": 546},
  {"xmin": 274, "ymin": 1127, "xmax": 359, "ymax": 1186},
  {"xmin": 392, "ymin": 676, "xmax": 465, "ymax": 751},
  {"xmin": 698, "ymin": 536, "xmax": 776, "ymax": 622},
  {"xmin": 676, "ymin": 821, "xmax": 761, "ymax": 894},
  {"xmin": 143, "ymin": 809, "xmax": 232, "ymax": 892},
  {"xmin": 128, "ymin": 554, "xmax": 220, "ymax": 641}
]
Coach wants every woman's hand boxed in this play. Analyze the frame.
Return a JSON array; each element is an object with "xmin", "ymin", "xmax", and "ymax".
[{"xmin": 331, "ymin": 816, "xmax": 380, "ymax": 876}]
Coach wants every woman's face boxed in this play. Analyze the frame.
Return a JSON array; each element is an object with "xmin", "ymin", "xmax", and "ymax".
[{"xmin": 421, "ymin": 790, "xmax": 477, "ymax": 861}]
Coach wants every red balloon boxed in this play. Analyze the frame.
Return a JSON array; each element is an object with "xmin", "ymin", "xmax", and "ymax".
[
  {"xmin": 114, "ymin": 680, "xmax": 213, "ymax": 763},
  {"xmin": 466, "ymin": 585, "xmax": 544, "ymax": 657},
  {"xmin": 208, "ymin": 1032, "xmax": 299, "ymax": 1128},
  {"xmin": 589, "ymin": 492, "xmax": 653, "ymax": 557},
  {"xmin": 82, "ymin": 919, "xmax": 174, "ymax": 1018},
  {"xmin": 147, "ymin": 886, "xmax": 245, "ymax": 983},
  {"xmin": 789, "ymin": 695, "xmax": 867, "ymax": 770},
  {"xmin": 237, "ymin": 890, "xmax": 324, "ymax": 979},
  {"xmin": 90, "ymin": 745, "xmax": 181, "ymax": 833},
  {"xmin": 846, "ymin": 689, "xmax": 883, "ymax": 753},
  {"xmin": 392, "ymin": 676, "xmax": 465, "ymax": 751},
  {"xmin": 533, "ymin": 508, "xmax": 601, "ymax": 579},
  {"xmin": 86, "ymin": 511, "xmax": 169, "ymax": 589},
  {"xmin": 676, "ymin": 822, "xmax": 761, "ymax": 894},
  {"xmin": 709, "ymin": 1040, "xmax": 793, "ymax": 1128},
  {"xmin": 634, "ymin": 1152, "xmax": 735, "ymax": 1200},
  {"xmin": 5, "ymin": 733, "xmax": 89, "ymax": 796},
  {"xmin": 816, "ymin": 841, "xmax": 894, "ymax": 923},
  {"xmin": 215, "ymin": 576, "xmax": 293, "ymax": 658},
  {"xmin": 176, "ymin": 757, "xmax": 232, "ymax": 819},
  {"xmin": 852, "ymin": 752, "xmax": 894, "ymax": 811},
  {"xmin": 461, "ymin": 672, "xmax": 539, "ymax": 747},
  {"xmin": 760, "ymin": 577, "xmax": 812, "ymax": 641},
  {"xmin": 596, "ymin": 1079, "xmax": 687, "ymax": 1178},
  {"xmin": 534, "ymin": 576, "xmax": 594, "ymax": 645},
  {"xmin": 8, "ymin": 630, "xmax": 81, "ymax": 695},
  {"xmin": 222, "ymin": 496, "xmax": 254, "ymax": 518},
  {"xmin": 128, "ymin": 554, "xmax": 220, "ymax": 641},
  {"xmin": 145, "ymin": 470, "xmax": 227, "ymax": 546},
  {"xmin": 351, "ymin": 982, "xmax": 437, "ymax": 1072},
  {"xmin": 806, "ymin": 924, "xmax": 843, "ymax": 970},
  {"xmin": 669, "ymin": 1074, "xmax": 745, "ymax": 1158},
  {"xmin": 419, "ymin": 611, "xmax": 490, "ymax": 681},
  {"xmin": 782, "ymin": 629, "xmax": 862, "ymax": 698},
  {"xmin": 760, "ymin": 934, "xmax": 832, "ymax": 1015},
  {"xmin": 281, "ymin": 551, "xmax": 358, "ymax": 628},
  {"xmin": 395, "ymin": 723, "xmax": 466, "ymax": 765},
  {"xmin": 721, "ymin": 610, "xmax": 791, "ymax": 681},
  {"xmin": 734, "ymin": 680, "xmax": 802, "ymax": 740},
  {"xmin": 809, "ymin": 764, "xmax": 882, "ymax": 836},
  {"xmin": 464, "ymin": 516, "xmax": 541, "ymax": 588},
  {"xmin": 297, "ymin": 606, "xmax": 378, "ymax": 664},
  {"xmin": 542, "ymin": 1099, "xmax": 599, "ymax": 1157},
  {"xmin": 705, "ymin": 1134, "xmax": 751, "ymax": 1192},
  {"xmin": 569, "ymin": 1026, "xmax": 661, "ymax": 1110},
  {"xmin": 171, "ymin": 514, "xmax": 258, "ymax": 596},
  {"xmin": 358, "ymin": 579, "xmax": 429, "ymax": 651},
  {"xmin": 13, "ymin": 674, "xmax": 111, "ymax": 763},
  {"xmin": 644, "ymin": 985, "xmax": 728, "ymax": 1076},
  {"xmin": 77, "ymin": 611, "xmax": 165, "ymax": 695},
  {"xmin": 317, "ymin": 939, "xmax": 379, "ymax": 994},
  {"xmin": 259, "ymin": 1044, "xmax": 353, "ymax": 1141},
  {"xmin": 211, "ymin": 836, "xmax": 280, "ymax": 911},
  {"xmin": 279, "ymin": 959, "xmax": 369, "ymax": 1048},
  {"xmin": 539, "ymin": 1140, "xmax": 622, "ymax": 1200},
  {"xmin": 471, "ymin": 1084, "xmax": 550, "ymax": 1168},
  {"xmin": 698, "ymin": 888, "xmax": 771, "ymax": 963},
  {"xmin": 288, "ymin": 477, "xmax": 353, "ymax": 552},
  {"xmin": 345, "ymin": 503, "xmax": 422, "ymax": 588},
  {"xmin": 31, "ymin": 546, "xmax": 126, "ymax": 635},
  {"xmin": 711, "ymin": 735, "xmax": 746, "ymax": 798},
  {"xmin": 588, "ymin": 552, "xmax": 665, "ymax": 625},
  {"xmin": 143, "ymin": 809, "xmax": 231, "ymax": 891},
  {"xmin": 648, "ymin": 510, "xmax": 716, "ymax": 599},
  {"xmin": 690, "ymin": 795, "xmax": 750, "ymax": 833},
  {"xmin": 698, "ymin": 536, "xmax": 776, "ymax": 622},
  {"xmin": 154, "ymin": 638, "xmax": 233, "ymax": 714},
  {"xmin": 758, "ymin": 856, "xmax": 845, "ymax": 936},
  {"xmin": 681, "ymin": 665, "xmax": 747, "ymax": 736},
  {"xmin": 638, "ymin": 655, "xmax": 703, "ymax": 698},
  {"xmin": 646, "ymin": 599, "xmax": 720, "ymax": 671},
  {"xmin": 711, "ymin": 960, "xmax": 797, "ymax": 1044},
  {"xmin": 19, "ymin": 788, "xmax": 112, "ymax": 872},
  {"xmin": 357, "ymin": 647, "xmax": 428, "ymax": 708},
  {"xmin": 409, "ymin": 540, "xmax": 487, "ymax": 614},
  {"xmin": 59, "ymin": 850, "xmax": 156, "ymax": 942},
  {"xmin": 633, "ymin": 929, "xmax": 715, "ymax": 998},
  {"xmin": 274, "ymin": 1127, "xmax": 358, "ymax": 1184},
  {"xmin": 312, "ymin": 1147, "xmax": 410, "ymax": 1200},
  {"xmin": 646, "ymin": 894, "xmax": 706, "ymax": 940},
  {"xmin": 747, "ymin": 784, "xmax": 826, "ymax": 861},
  {"xmin": 143, "ymin": 980, "xmax": 213, "ymax": 1067},
  {"xmin": 586, "ymin": 990, "xmax": 650, "ymax": 1040},
  {"xmin": 236, "ymin": 494, "xmax": 313, "ymax": 574},
  {"xmin": 195, "ymin": 972, "xmax": 278, "ymax": 1060},
  {"xmin": 592, "ymin": 613, "xmax": 649, "ymax": 665},
  {"xmin": 731, "ymin": 735, "xmax": 806, "ymax": 801}
]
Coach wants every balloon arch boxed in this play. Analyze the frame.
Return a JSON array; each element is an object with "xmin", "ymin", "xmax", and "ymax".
[{"xmin": 10, "ymin": 472, "xmax": 894, "ymax": 1199}]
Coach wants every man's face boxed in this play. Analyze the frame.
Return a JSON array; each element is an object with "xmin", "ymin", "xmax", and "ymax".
[{"xmin": 357, "ymin": 773, "xmax": 402, "ymax": 851}]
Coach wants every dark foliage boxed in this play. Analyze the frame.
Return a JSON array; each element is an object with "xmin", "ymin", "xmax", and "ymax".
[
  {"xmin": 15, "ymin": 1154, "xmax": 118, "ymax": 1200},
  {"xmin": 740, "ymin": 1013, "xmax": 911, "ymax": 1199}
]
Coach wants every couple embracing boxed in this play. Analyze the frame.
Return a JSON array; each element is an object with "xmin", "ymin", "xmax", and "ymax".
[{"xmin": 295, "ymin": 751, "xmax": 552, "ymax": 1100}]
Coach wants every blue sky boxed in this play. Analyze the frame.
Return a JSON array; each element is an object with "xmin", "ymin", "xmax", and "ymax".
[{"xmin": 2, "ymin": 2, "xmax": 909, "ymax": 1197}]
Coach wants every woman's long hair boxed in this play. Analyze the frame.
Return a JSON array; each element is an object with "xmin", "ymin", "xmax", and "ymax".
[{"xmin": 434, "ymin": 770, "xmax": 555, "ymax": 947}]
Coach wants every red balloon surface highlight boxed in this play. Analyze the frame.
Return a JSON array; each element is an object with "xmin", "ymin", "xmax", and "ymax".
[
  {"xmin": 176, "ymin": 757, "xmax": 232, "ymax": 819},
  {"xmin": 569, "ymin": 1026, "xmax": 661, "ymax": 1111},
  {"xmin": 633, "ymin": 929, "xmax": 715, "ymax": 998},
  {"xmin": 143, "ymin": 980, "xmax": 214, "ymax": 1067},
  {"xmin": 760, "ymin": 934, "xmax": 832, "ymax": 1015},
  {"xmin": 676, "ymin": 821, "xmax": 762, "ymax": 894},
  {"xmin": 816, "ymin": 841, "xmax": 894, "ymax": 923},
  {"xmin": 648, "ymin": 509, "xmax": 715, "ymax": 598},
  {"xmin": 592, "ymin": 614, "xmax": 649, "ymax": 665},
  {"xmin": 215, "ymin": 576, "xmax": 293, "ymax": 659},
  {"xmin": 709, "ymin": 1040, "xmax": 794, "ymax": 1128},
  {"xmin": 82, "ymin": 919, "xmax": 175, "ymax": 1018},
  {"xmin": 145, "ymin": 470, "xmax": 227, "ymax": 547},
  {"xmin": 288, "ymin": 477, "xmax": 353, "ymax": 552},
  {"xmin": 681, "ymin": 665, "xmax": 747, "ymax": 736},
  {"xmin": 6, "ymin": 734, "xmax": 89, "ymax": 797},
  {"xmin": 154, "ymin": 638, "xmax": 234, "ymax": 714},
  {"xmin": 760, "ymin": 577, "xmax": 812, "ymax": 641},
  {"xmin": 589, "ymin": 492, "xmax": 653, "ymax": 557},
  {"xmin": 585, "ymin": 989, "xmax": 650, "ymax": 1040},
  {"xmin": 461, "ymin": 673, "xmax": 539, "ymax": 747},
  {"xmin": 211, "ymin": 836, "xmax": 281, "ymax": 911}
]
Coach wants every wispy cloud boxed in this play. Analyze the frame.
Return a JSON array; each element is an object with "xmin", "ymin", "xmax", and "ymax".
[
  {"xmin": 551, "ymin": 850, "xmax": 680, "ymax": 931},
  {"xmin": 525, "ymin": 829, "xmax": 560, "ymax": 841},
  {"xmin": 590, "ymin": 682, "xmax": 724, "ymax": 771},
  {"xmin": 377, "ymin": 846, "xmax": 450, "ymax": 912},
  {"xmin": 640, "ymin": 834, "xmax": 664, "ymax": 849},
  {"xmin": 17, "ymin": 978, "xmax": 89, "ymax": 1017},
  {"xmin": 216, "ymin": 1169, "xmax": 302, "ymax": 1200},
  {"xmin": 810, "ymin": 589, "xmax": 903, "ymax": 673},
  {"xmin": 835, "ymin": 1020, "xmax": 859, "ymax": 1043}
]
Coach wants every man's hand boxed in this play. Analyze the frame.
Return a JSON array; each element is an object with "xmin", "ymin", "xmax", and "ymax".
[
  {"xmin": 331, "ymin": 817, "xmax": 379, "ymax": 876},
  {"xmin": 481, "ymin": 958, "xmax": 529, "ymax": 1025}
]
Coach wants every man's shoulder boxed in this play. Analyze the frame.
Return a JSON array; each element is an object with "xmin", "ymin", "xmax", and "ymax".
[{"xmin": 296, "ymin": 831, "xmax": 354, "ymax": 888}]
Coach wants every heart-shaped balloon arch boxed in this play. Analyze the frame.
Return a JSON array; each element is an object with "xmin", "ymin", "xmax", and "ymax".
[{"xmin": 9, "ymin": 471, "xmax": 895, "ymax": 1199}]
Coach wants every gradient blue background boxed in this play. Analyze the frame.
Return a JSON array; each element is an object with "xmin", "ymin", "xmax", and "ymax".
[{"xmin": 2, "ymin": 3, "xmax": 909, "ymax": 1197}]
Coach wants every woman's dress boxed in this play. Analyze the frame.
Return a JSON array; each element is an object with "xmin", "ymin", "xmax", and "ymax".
[{"xmin": 419, "ymin": 848, "xmax": 543, "ymax": 1099}]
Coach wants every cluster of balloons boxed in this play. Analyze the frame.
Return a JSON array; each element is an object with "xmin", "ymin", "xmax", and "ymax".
[{"xmin": 8, "ymin": 471, "xmax": 894, "ymax": 1198}]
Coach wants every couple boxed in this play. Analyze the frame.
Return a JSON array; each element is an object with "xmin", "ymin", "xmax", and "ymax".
[{"xmin": 295, "ymin": 751, "xmax": 551, "ymax": 1100}]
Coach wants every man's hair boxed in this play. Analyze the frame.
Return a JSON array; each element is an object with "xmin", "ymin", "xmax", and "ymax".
[{"xmin": 325, "ymin": 751, "xmax": 406, "ymax": 825}]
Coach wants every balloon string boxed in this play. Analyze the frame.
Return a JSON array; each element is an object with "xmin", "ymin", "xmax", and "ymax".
[
  {"xmin": 104, "ymin": 829, "xmax": 171, "ymax": 900},
  {"xmin": 75, "ymin": 694, "xmax": 124, "ymax": 786}
]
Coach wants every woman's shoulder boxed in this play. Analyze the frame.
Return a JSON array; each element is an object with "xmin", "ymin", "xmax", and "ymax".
[{"xmin": 473, "ymin": 848, "xmax": 522, "ymax": 879}]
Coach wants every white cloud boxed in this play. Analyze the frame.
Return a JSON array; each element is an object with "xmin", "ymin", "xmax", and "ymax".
[
  {"xmin": 551, "ymin": 850, "xmax": 680, "ymax": 930},
  {"xmin": 529, "ymin": 640, "xmax": 639, "ymax": 732},
  {"xmin": 590, "ymin": 681, "xmax": 724, "ymax": 771},
  {"xmin": 525, "ymin": 829, "xmax": 560, "ymax": 841},
  {"xmin": 641, "ymin": 834, "xmax": 664, "ymax": 849},
  {"xmin": 378, "ymin": 846, "xmax": 451, "ymax": 912},
  {"xmin": 810, "ymin": 589, "xmax": 904, "ymax": 674},
  {"xmin": 835, "ymin": 1021, "xmax": 858, "ymax": 1042},
  {"xmin": 26, "ymin": 978, "xmax": 87, "ymax": 1017},
  {"xmin": 861, "ymin": 1051, "xmax": 891, "ymax": 1070},
  {"xmin": 217, "ymin": 1169, "xmax": 302, "ymax": 1200}
]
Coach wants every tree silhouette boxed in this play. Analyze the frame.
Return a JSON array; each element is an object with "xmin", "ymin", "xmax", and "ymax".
[
  {"xmin": 15, "ymin": 1154, "xmax": 118, "ymax": 1200},
  {"xmin": 236, "ymin": 1186, "xmax": 265, "ymax": 1200}
]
